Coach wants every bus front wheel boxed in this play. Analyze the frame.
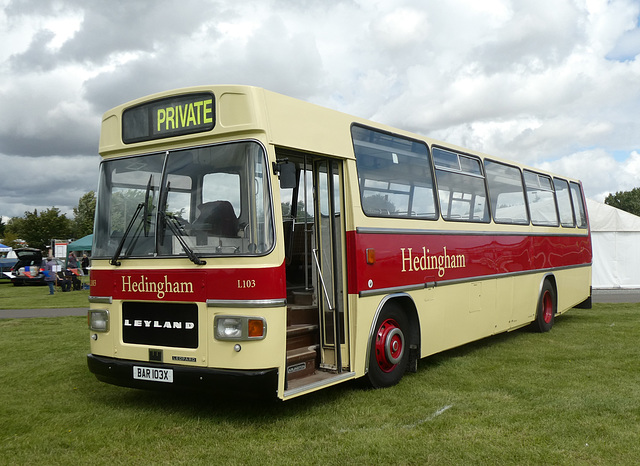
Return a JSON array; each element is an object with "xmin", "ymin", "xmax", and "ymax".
[
  {"xmin": 531, "ymin": 280, "xmax": 556, "ymax": 333},
  {"xmin": 367, "ymin": 304, "xmax": 410, "ymax": 388}
]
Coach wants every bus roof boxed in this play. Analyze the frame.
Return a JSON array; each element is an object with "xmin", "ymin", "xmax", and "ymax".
[{"xmin": 99, "ymin": 85, "xmax": 581, "ymax": 184}]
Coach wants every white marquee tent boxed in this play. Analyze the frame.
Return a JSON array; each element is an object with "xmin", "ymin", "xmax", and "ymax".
[{"xmin": 587, "ymin": 199, "xmax": 640, "ymax": 289}]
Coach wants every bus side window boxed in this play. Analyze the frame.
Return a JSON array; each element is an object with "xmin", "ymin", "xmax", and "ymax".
[
  {"xmin": 202, "ymin": 172, "xmax": 241, "ymax": 217},
  {"xmin": 433, "ymin": 148, "xmax": 489, "ymax": 223},
  {"xmin": 524, "ymin": 171, "xmax": 559, "ymax": 227},
  {"xmin": 553, "ymin": 177, "xmax": 575, "ymax": 227},
  {"xmin": 195, "ymin": 172, "xmax": 242, "ymax": 241},
  {"xmin": 570, "ymin": 181, "xmax": 588, "ymax": 228},
  {"xmin": 352, "ymin": 126, "xmax": 437, "ymax": 220},
  {"xmin": 485, "ymin": 159, "xmax": 529, "ymax": 225}
]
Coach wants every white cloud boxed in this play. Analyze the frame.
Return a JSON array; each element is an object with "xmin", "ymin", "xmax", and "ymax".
[
  {"xmin": 1, "ymin": 0, "xmax": 640, "ymax": 220},
  {"xmin": 537, "ymin": 148, "xmax": 640, "ymax": 201}
]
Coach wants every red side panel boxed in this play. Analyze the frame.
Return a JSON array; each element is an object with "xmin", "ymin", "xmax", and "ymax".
[{"xmin": 345, "ymin": 231, "xmax": 592, "ymax": 295}]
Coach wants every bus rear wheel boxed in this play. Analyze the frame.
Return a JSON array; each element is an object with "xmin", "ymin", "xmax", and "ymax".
[
  {"xmin": 367, "ymin": 304, "xmax": 409, "ymax": 388},
  {"xmin": 531, "ymin": 280, "xmax": 556, "ymax": 333}
]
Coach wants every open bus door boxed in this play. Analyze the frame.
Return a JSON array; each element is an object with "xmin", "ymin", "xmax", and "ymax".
[
  {"xmin": 280, "ymin": 152, "xmax": 350, "ymax": 393},
  {"xmin": 314, "ymin": 158, "xmax": 348, "ymax": 373}
]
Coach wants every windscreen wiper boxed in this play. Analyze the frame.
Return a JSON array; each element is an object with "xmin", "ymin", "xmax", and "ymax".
[
  {"xmin": 110, "ymin": 202, "xmax": 144, "ymax": 266},
  {"xmin": 156, "ymin": 180, "xmax": 170, "ymax": 249},
  {"xmin": 161, "ymin": 211, "xmax": 206, "ymax": 265},
  {"xmin": 110, "ymin": 175, "xmax": 153, "ymax": 266},
  {"xmin": 143, "ymin": 174, "xmax": 153, "ymax": 237}
]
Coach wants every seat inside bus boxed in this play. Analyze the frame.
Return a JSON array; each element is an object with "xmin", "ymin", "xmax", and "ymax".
[{"xmin": 192, "ymin": 200, "xmax": 239, "ymax": 237}]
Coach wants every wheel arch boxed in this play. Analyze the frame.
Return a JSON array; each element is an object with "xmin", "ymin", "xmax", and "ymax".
[
  {"xmin": 530, "ymin": 273, "xmax": 558, "ymax": 333},
  {"xmin": 539, "ymin": 273, "xmax": 558, "ymax": 311},
  {"xmin": 364, "ymin": 293, "xmax": 420, "ymax": 375}
]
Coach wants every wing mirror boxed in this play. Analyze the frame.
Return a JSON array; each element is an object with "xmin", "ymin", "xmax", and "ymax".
[{"xmin": 273, "ymin": 160, "xmax": 297, "ymax": 189}]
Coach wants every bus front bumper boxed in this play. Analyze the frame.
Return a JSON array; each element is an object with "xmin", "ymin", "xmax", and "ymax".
[{"xmin": 87, "ymin": 354, "xmax": 279, "ymax": 397}]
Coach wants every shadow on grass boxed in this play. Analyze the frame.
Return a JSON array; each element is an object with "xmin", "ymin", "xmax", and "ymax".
[
  {"xmin": 83, "ymin": 309, "xmax": 591, "ymax": 421},
  {"xmin": 85, "ymin": 327, "xmax": 534, "ymax": 420},
  {"xmin": 88, "ymin": 374, "xmax": 363, "ymax": 422},
  {"xmin": 416, "ymin": 309, "xmax": 582, "ymax": 371}
]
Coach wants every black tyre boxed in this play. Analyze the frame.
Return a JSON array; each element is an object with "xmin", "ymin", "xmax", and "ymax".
[
  {"xmin": 367, "ymin": 303, "xmax": 410, "ymax": 388},
  {"xmin": 531, "ymin": 280, "xmax": 556, "ymax": 333}
]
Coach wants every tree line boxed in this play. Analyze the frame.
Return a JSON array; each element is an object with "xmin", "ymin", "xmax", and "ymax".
[
  {"xmin": 604, "ymin": 187, "xmax": 640, "ymax": 217},
  {"xmin": 1, "ymin": 187, "xmax": 639, "ymax": 251},
  {"xmin": 0, "ymin": 191, "xmax": 96, "ymax": 251}
]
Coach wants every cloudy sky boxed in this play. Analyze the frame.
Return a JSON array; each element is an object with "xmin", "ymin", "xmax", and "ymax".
[{"xmin": 1, "ymin": 0, "xmax": 640, "ymax": 224}]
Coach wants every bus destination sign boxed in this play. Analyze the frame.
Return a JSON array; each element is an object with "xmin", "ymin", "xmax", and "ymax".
[{"xmin": 122, "ymin": 92, "xmax": 215, "ymax": 144}]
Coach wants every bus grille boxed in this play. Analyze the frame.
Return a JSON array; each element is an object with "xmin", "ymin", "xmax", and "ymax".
[{"xmin": 122, "ymin": 302, "xmax": 198, "ymax": 348}]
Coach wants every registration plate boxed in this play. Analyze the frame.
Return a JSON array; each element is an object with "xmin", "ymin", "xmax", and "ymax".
[{"xmin": 133, "ymin": 366, "xmax": 173, "ymax": 383}]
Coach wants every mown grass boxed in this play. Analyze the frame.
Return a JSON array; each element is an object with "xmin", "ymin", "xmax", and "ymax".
[
  {"xmin": 1, "ymin": 304, "xmax": 639, "ymax": 465},
  {"xmin": 0, "ymin": 280, "xmax": 89, "ymax": 309}
]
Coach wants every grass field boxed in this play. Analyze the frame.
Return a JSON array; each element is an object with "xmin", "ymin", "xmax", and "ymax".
[
  {"xmin": 0, "ymin": 280, "xmax": 89, "ymax": 309},
  {"xmin": 1, "ymin": 304, "xmax": 639, "ymax": 465}
]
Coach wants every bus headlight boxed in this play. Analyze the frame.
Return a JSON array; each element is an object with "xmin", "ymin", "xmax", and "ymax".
[
  {"xmin": 214, "ymin": 316, "xmax": 267, "ymax": 341},
  {"xmin": 88, "ymin": 310, "xmax": 110, "ymax": 332}
]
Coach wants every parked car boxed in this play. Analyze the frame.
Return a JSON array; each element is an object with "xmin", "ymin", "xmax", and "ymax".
[
  {"xmin": 0, "ymin": 257, "xmax": 18, "ymax": 280},
  {"xmin": 10, "ymin": 249, "xmax": 64, "ymax": 286}
]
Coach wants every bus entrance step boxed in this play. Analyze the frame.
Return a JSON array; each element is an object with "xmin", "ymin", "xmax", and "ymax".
[
  {"xmin": 286, "ymin": 324, "xmax": 319, "ymax": 350},
  {"xmin": 290, "ymin": 290, "xmax": 314, "ymax": 306},
  {"xmin": 286, "ymin": 345, "xmax": 318, "ymax": 380},
  {"xmin": 287, "ymin": 305, "xmax": 319, "ymax": 326}
]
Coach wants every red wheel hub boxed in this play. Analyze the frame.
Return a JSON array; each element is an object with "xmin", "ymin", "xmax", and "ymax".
[
  {"xmin": 542, "ymin": 290, "xmax": 553, "ymax": 324},
  {"xmin": 375, "ymin": 318, "xmax": 405, "ymax": 372}
]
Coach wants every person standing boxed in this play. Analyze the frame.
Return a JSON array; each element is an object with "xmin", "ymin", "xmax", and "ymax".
[
  {"xmin": 44, "ymin": 257, "xmax": 57, "ymax": 295},
  {"xmin": 81, "ymin": 254, "xmax": 90, "ymax": 275},
  {"xmin": 68, "ymin": 252, "xmax": 78, "ymax": 270}
]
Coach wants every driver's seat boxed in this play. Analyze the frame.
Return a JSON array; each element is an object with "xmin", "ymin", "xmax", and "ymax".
[{"xmin": 193, "ymin": 201, "xmax": 238, "ymax": 237}]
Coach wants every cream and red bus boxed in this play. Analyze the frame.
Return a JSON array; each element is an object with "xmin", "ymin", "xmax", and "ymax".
[{"xmin": 87, "ymin": 85, "xmax": 592, "ymax": 400}]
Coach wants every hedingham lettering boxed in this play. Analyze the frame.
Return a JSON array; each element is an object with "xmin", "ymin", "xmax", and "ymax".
[
  {"xmin": 121, "ymin": 275, "xmax": 194, "ymax": 299},
  {"xmin": 401, "ymin": 246, "xmax": 466, "ymax": 277}
]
